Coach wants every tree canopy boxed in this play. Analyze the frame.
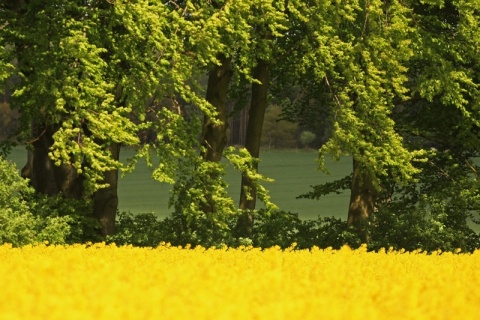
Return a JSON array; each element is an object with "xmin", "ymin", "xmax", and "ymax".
[{"xmin": 1, "ymin": 0, "xmax": 479, "ymax": 250}]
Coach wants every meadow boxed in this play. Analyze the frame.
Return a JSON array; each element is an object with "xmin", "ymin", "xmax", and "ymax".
[
  {"xmin": 7, "ymin": 147, "xmax": 352, "ymax": 220},
  {"xmin": 1, "ymin": 243, "xmax": 479, "ymax": 320}
]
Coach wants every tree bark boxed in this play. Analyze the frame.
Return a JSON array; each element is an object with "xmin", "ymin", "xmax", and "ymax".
[
  {"xmin": 22, "ymin": 122, "xmax": 121, "ymax": 237},
  {"xmin": 347, "ymin": 158, "xmax": 377, "ymax": 243},
  {"xmin": 236, "ymin": 59, "xmax": 270, "ymax": 238},
  {"xmin": 93, "ymin": 143, "xmax": 120, "ymax": 237},
  {"xmin": 22, "ymin": 123, "xmax": 84, "ymax": 199},
  {"xmin": 201, "ymin": 54, "xmax": 232, "ymax": 162},
  {"xmin": 199, "ymin": 54, "xmax": 232, "ymax": 213}
]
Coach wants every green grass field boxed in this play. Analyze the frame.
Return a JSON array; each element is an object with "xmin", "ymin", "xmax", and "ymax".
[
  {"xmin": 116, "ymin": 148, "xmax": 352, "ymax": 220},
  {"xmin": 6, "ymin": 147, "xmax": 352, "ymax": 220}
]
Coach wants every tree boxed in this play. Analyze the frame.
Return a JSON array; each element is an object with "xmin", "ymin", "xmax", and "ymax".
[
  {"xmin": 0, "ymin": 11, "xmax": 16, "ymax": 155},
  {"xmin": 4, "ymin": 0, "xmax": 477, "ymax": 248},
  {"xmin": 148, "ymin": 0, "xmax": 286, "ymax": 241},
  {"xmin": 371, "ymin": 0, "xmax": 480, "ymax": 246},
  {"xmin": 237, "ymin": 59, "xmax": 270, "ymax": 236},
  {"xmin": 201, "ymin": 54, "xmax": 233, "ymax": 163},
  {"xmin": 2, "ymin": 1, "xmax": 160, "ymax": 236},
  {"xmin": 235, "ymin": 0, "xmax": 289, "ymax": 238},
  {"xmin": 261, "ymin": 105, "xmax": 298, "ymax": 149},
  {"xmin": 271, "ymin": 0, "xmax": 424, "ymax": 241},
  {"xmin": 0, "ymin": 102, "xmax": 19, "ymax": 144},
  {"xmin": 196, "ymin": 1, "xmax": 252, "ymax": 218},
  {"xmin": 287, "ymin": 0, "xmax": 480, "ymax": 244},
  {"xmin": 299, "ymin": 131, "xmax": 316, "ymax": 149},
  {"xmin": 1, "ymin": 1, "xmax": 237, "ymax": 236}
]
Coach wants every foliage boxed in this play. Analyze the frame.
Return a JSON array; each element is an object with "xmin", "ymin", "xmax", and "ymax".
[
  {"xmin": 299, "ymin": 130, "xmax": 316, "ymax": 148},
  {"xmin": 368, "ymin": 149, "xmax": 480, "ymax": 253},
  {"xmin": 118, "ymin": 0, "xmax": 286, "ymax": 242},
  {"xmin": 112, "ymin": 145, "xmax": 280, "ymax": 248},
  {"xmin": 106, "ymin": 211, "xmax": 164, "ymax": 247},
  {"xmin": 0, "ymin": 24, "xmax": 14, "ymax": 91},
  {"xmin": 31, "ymin": 194, "xmax": 102, "ymax": 244},
  {"xmin": 297, "ymin": 154, "xmax": 480, "ymax": 253},
  {"xmin": 0, "ymin": 156, "xmax": 60, "ymax": 246},
  {"xmin": 0, "ymin": 156, "xmax": 100, "ymax": 247},
  {"xmin": 251, "ymin": 206, "xmax": 479, "ymax": 252},
  {"xmin": 2, "ymin": 1, "xmax": 142, "ymax": 193},
  {"xmin": 252, "ymin": 210, "xmax": 362, "ymax": 250},
  {"xmin": 141, "ymin": 108, "xmax": 239, "ymax": 248},
  {"xmin": 297, "ymin": 174, "xmax": 352, "ymax": 200},
  {"xmin": 225, "ymin": 147, "xmax": 278, "ymax": 213},
  {"xmin": 2, "ymin": 0, "xmax": 480, "ymax": 252},
  {"xmin": 107, "ymin": 210, "xmax": 237, "ymax": 248},
  {"xmin": 410, "ymin": 0, "xmax": 480, "ymax": 120},
  {"xmin": 2, "ymin": 0, "xmax": 256, "ymax": 193},
  {"xmin": 277, "ymin": 0, "xmax": 426, "ymax": 187},
  {"xmin": 101, "ymin": 202, "xmax": 480, "ymax": 252},
  {"xmin": 252, "ymin": 210, "xmax": 301, "ymax": 248},
  {"xmin": 368, "ymin": 0, "xmax": 480, "ymax": 253},
  {"xmin": 261, "ymin": 105, "xmax": 299, "ymax": 149},
  {"xmin": 369, "ymin": 206, "xmax": 480, "ymax": 254},
  {"xmin": 297, "ymin": 216, "xmax": 363, "ymax": 250}
]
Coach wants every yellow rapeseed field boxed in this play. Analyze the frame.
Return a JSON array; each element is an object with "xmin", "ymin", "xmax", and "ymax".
[{"xmin": 1, "ymin": 243, "xmax": 479, "ymax": 320}]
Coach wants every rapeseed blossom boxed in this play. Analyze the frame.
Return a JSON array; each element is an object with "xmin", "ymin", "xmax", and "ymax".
[{"xmin": 1, "ymin": 243, "xmax": 479, "ymax": 319}]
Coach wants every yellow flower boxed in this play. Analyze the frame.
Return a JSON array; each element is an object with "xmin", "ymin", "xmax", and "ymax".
[{"xmin": 0, "ymin": 244, "xmax": 479, "ymax": 319}]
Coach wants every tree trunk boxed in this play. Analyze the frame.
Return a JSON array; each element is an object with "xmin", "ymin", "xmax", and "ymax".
[
  {"xmin": 22, "ymin": 122, "xmax": 121, "ymax": 237},
  {"xmin": 347, "ymin": 158, "xmax": 377, "ymax": 243},
  {"xmin": 236, "ymin": 59, "xmax": 270, "ymax": 238},
  {"xmin": 201, "ymin": 54, "xmax": 232, "ymax": 162},
  {"xmin": 200, "ymin": 54, "xmax": 232, "ymax": 213},
  {"xmin": 22, "ymin": 123, "xmax": 84, "ymax": 198},
  {"xmin": 93, "ymin": 143, "xmax": 120, "ymax": 237}
]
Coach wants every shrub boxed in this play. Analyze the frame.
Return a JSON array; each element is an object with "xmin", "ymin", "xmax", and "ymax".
[
  {"xmin": 368, "ymin": 205, "xmax": 480, "ymax": 253},
  {"xmin": 299, "ymin": 130, "xmax": 316, "ymax": 148},
  {"xmin": 31, "ymin": 194, "xmax": 101, "ymax": 244},
  {"xmin": 91, "ymin": 200, "xmax": 480, "ymax": 253},
  {"xmin": 109, "ymin": 210, "xmax": 240, "ymax": 248},
  {"xmin": 296, "ymin": 216, "xmax": 362, "ymax": 250},
  {"xmin": 0, "ymin": 157, "xmax": 67, "ymax": 246},
  {"xmin": 253, "ymin": 209, "xmax": 301, "ymax": 248},
  {"xmin": 252, "ymin": 210, "xmax": 362, "ymax": 250},
  {"xmin": 107, "ymin": 211, "xmax": 164, "ymax": 247},
  {"xmin": 0, "ymin": 156, "xmax": 101, "ymax": 246}
]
